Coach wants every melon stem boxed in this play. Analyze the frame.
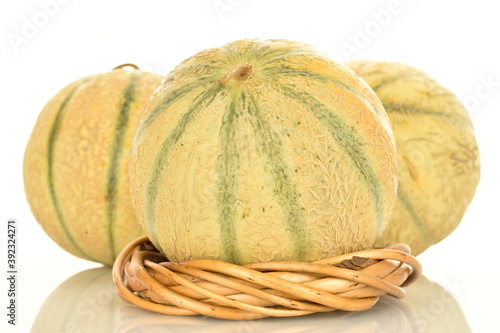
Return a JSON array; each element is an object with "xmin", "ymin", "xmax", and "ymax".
[
  {"xmin": 217, "ymin": 64, "xmax": 254, "ymax": 86},
  {"xmin": 113, "ymin": 63, "xmax": 140, "ymax": 70}
]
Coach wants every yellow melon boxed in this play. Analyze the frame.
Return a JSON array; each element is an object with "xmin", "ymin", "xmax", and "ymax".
[
  {"xmin": 24, "ymin": 64, "xmax": 163, "ymax": 265},
  {"xmin": 346, "ymin": 60, "xmax": 480, "ymax": 255},
  {"xmin": 130, "ymin": 39, "xmax": 398, "ymax": 264}
]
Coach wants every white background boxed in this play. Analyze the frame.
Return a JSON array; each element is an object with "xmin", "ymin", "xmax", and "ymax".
[{"xmin": 1, "ymin": 0, "xmax": 499, "ymax": 332}]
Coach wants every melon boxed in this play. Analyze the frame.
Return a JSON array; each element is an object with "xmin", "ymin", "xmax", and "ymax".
[
  {"xmin": 130, "ymin": 39, "xmax": 398, "ymax": 265},
  {"xmin": 346, "ymin": 60, "xmax": 480, "ymax": 255},
  {"xmin": 23, "ymin": 64, "xmax": 163, "ymax": 265}
]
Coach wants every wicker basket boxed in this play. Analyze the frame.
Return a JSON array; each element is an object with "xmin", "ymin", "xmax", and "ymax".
[{"xmin": 112, "ymin": 236, "xmax": 421, "ymax": 320}]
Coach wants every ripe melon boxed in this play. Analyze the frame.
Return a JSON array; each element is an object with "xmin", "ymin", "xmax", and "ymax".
[
  {"xmin": 23, "ymin": 64, "xmax": 163, "ymax": 265},
  {"xmin": 130, "ymin": 39, "xmax": 398, "ymax": 265},
  {"xmin": 345, "ymin": 60, "xmax": 480, "ymax": 255}
]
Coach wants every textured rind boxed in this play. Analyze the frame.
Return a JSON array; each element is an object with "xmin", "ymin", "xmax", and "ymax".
[
  {"xmin": 131, "ymin": 39, "xmax": 398, "ymax": 264},
  {"xmin": 23, "ymin": 68, "xmax": 163, "ymax": 265},
  {"xmin": 346, "ymin": 60, "xmax": 481, "ymax": 255}
]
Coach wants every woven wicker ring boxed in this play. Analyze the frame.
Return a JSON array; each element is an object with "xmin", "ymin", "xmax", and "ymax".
[{"xmin": 112, "ymin": 236, "xmax": 421, "ymax": 320}]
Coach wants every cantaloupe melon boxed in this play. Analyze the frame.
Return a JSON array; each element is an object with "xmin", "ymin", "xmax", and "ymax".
[
  {"xmin": 24, "ymin": 64, "xmax": 163, "ymax": 265},
  {"xmin": 130, "ymin": 39, "xmax": 398, "ymax": 264},
  {"xmin": 346, "ymin": 60, "xmax": 480, "ymax": 255}
]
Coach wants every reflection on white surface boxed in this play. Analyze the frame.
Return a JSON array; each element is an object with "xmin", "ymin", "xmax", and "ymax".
[
  {"xmin": 114, "ymin": 299, "xmax": 415, "ymax": 333},
  {"xmin": 400, "ymin": 275, "xmax": 471, "ymax": 333},
  {"xmin": 31, "ymin": 268, "xmax": 471, "ymax": 333},
  {"xmin": 31, "ymin": 267, "xmax": 126, "ymax": 333}
]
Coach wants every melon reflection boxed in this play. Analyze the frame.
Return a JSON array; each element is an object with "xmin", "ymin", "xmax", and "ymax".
[
  {"xmin": 32, "ymin": 269, "xmax": 470, "ymax": 333},
  {"xmin": 113, "ymin": 275, "xmax": 470, "ymax": 333},
  {"xmin": 31, "ymin": 267, "xmax": 126, "ymax": 333},
  {"xmin": 115, "ymin": 296, "xmax": 414, "ymax": 333},
  {"xmin": 401, "ymin": 275, "xmax": 471, "ymax": 333}
]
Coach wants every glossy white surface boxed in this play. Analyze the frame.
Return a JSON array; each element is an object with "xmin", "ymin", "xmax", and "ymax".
[
  {"xmin": 29, "ymin": 267, "xmax": 472, "ymax": 333},
  {"xmin": 1, "ymin": 1, "xmax": 499, "ymax": 332}
]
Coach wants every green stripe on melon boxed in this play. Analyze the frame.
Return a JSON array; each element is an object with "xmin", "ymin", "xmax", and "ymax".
[
  {"xmin": 105, "ymin": 71, "xmax": 139, "ymax": 259},
  {"xmin": 131, "ymin": 39, "xmax": 398, "ymax": 264},
  {"xmin": 278, "ymin": 85, "xmax": 385, "ymax": 236},
  {"xmin": 245, "ymin": 91, "xmax": 308, "ymax": 261},
  {"xmin": 145, "ymin": 84, "xmax": 223, "ymax": 248},
  {"xmin": 46, "ymin": 79, "xmax": 98, "ymax": 262}
]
